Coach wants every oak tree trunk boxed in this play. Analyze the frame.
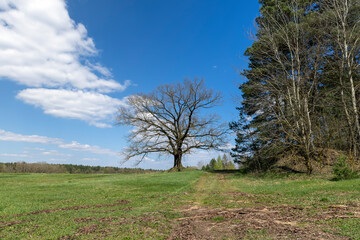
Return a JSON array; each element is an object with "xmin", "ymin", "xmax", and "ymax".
[{"xmin": 173, "ymin": 153, "xmax": 183, "ymax": 171}]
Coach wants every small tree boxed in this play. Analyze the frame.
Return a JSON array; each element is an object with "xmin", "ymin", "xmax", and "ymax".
[
  {"xmin": 222, "ymin": 154, "xmax": 236, "ymax": 170},
  {"xmin": 215, "ymin": 155, "xmax": 223, "ymax": 170},
  {"xmin": 332, "ymin": 155, "xmax": 359, "ymax": 181},
  {"xmin": 117, "ymin": 78, "xmax": 227, "ymax": 171},
  {"xmin": 208, "ymin": 158, "xmax": 217, "ymax": 170}
]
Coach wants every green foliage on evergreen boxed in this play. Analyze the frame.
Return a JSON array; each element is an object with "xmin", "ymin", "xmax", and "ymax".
[
  {"xmin": 215, "ymin": 156, "xmax": 223, "ymax": 170},
  {"xmin": 231, "ymin": 0, "xmax": 360, "ymax": 174},
  {"xmin": 332, "ymin": 156, "xmax": 359, "ymax": 181}
]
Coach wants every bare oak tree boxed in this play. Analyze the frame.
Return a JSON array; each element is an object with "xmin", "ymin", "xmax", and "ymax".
[{"xmin": 116, "ymin": 78, "xmax": 227, "ymax": 171}]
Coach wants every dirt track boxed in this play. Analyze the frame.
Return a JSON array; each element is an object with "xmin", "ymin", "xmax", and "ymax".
[{"xmin": 168, "ymin": 173, "xmax": 359, "ymax": 240}]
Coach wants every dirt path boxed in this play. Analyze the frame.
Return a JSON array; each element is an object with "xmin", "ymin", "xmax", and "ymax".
[
  {"xmin": 192, "ymin": 172, "xmax": 237, "ymax": 207},
  {"xmin": 168, "ymin": 173, "xmax": 354, "ymax": 240}
]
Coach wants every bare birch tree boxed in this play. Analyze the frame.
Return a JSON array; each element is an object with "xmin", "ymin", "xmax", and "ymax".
[
  {"xmin": 243, "ymin": 0, "xmax": 325, "ymax": 173},
  {"xmin": 323, "ymin": 0, "xmax": 360, "ymax": 157},
  {"xmin": 116, "ymin": 78, "xmax": 227, "ymax": 171},
  {"xmin": 232, "ymin": 0, "xmax": 360, "ymax": 173}
]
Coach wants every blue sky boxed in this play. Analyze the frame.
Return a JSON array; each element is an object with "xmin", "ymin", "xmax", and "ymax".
[{"xmin": 0, "ymin": 0, "xmax": 259, "ymax": 169}]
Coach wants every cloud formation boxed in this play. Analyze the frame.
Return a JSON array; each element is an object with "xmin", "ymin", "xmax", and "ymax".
[
  {"xmin": 17, "ymin": 88, "xmax": 128, "ymax": 128},
  {"xmin": 41, "ymin": 150, "xmax": 71, "ymax": 157},
  {"xmin": 0, "ymin": 129, "xmax": 62, "ymax": 144},
  {"xmin": 0, "ymin": 129, "xmax": 119, "ymax": 157},
  {"xmin": 0, "ymin": 0, "xmax": 124, "ymax": 91},
  {"xmin": 0, "ymin": 0, "xmax": 130, "ymax": 127},
  {"xmin": 59, "ymin": 141, "xmax": 118, "ymax": 156},
  {"xmin": 0, "ymin": 153, "xmax": 29, "ymax": 158}
]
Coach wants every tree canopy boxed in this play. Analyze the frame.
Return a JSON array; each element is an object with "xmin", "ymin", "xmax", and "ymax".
[
  {"xmin": 231, "ymin": 0, "xmax": 360, "ymax": 173},
  {"xmin": 117, "ymin": 78, "xmax": 228, "ymax": 171}
]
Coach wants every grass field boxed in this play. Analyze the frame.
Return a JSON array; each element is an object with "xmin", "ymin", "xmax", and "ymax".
[{"xmin": 0, "ymin": 171, "xmax": 359, "ymax": 239}]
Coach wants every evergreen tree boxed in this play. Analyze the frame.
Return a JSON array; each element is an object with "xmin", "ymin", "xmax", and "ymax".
[
  {"xmin": 209, "ymin": 158, "xmax": 217, "ymax": 170},
  {"xmin": 232, "ymin": 0, "xmax": 360, "ymax": 173},
  {"xmin": 215, "ymin": 155, "xmax": 223, "ymax": 170},
  {"xmin": 222, "ymin": 154, "xmax": 236, "ymax": 169}
]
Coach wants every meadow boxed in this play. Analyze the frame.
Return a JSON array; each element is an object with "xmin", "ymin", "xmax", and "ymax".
[{"xmin": 0, "ymin": 171, "xmax": 359, "ymax": 239}]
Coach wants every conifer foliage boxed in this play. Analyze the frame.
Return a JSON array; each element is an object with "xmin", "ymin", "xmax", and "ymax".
[{"xmin": 231, "ymin": 0, "xmax": 360, "ymax": 173}]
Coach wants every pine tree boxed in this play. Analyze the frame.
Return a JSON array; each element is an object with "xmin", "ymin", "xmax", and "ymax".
[
  {"xmin": 215, "ymin": 155, "xmax": 223, "ymax": 170},
  {"xmin": 231, "ymin": 0, "xmax": 360, "ymax": 173}
]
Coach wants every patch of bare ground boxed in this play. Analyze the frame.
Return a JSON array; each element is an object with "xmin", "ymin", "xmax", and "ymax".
[
  {"xmin": 167, "ymin": 174, "xmax": 359, "ymax": 240},
  {"xmin": 58, "ymin": 224, "xmax": 104, "ymax": 240},
  {"xmin": 168, "ymin": 204, "xmax": 359, "ymax": 240},
  {"xmin": 72, "ymin": 213, "xmax": 167, "ymax": 225},
  {"xmin": 91, "ymin": 206, "xmax": 133, "ymax": 214},
  {"xmin": 0, "ymin": 219, "xmax": 32, "ymax": 228}
]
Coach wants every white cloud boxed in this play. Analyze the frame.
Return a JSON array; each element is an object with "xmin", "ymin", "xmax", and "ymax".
[
  {"xmin": 48, "ymin": 158, "xmax": 68, "ymax": 163},
  {"xmin": 0, "ymin": 153, "xmax": 29, "ymax": 158},
  {"xmin": 17, "ymin": 88, "xmax": 128, "ymax": 127},
  {"xmin": 82, "ymin": 157, "xmax": 100, "ymax": 161},
  {"xmin": 24, "ymin": 147, "xmax": 45, "ymax": 151},
  {"xmin": 219, "ymin": 143, "xmax": 235, "ymax": 151},
  {"xmin": 0, "ymin": 0, "xmax": 126, "ymax": 92},
  {"xmin": 86, "ymin": 61, "xmax": 112, "ymax": 78},
  {"xmin": 0, "ymin": 0, "xmax": 131, "ymax": 127},
  {"xmin": 0, "ymin": 129, "xmax": 120, "ymax": 158},
  {"xmin": 41, "ymin": 150, "xmax": 71, "ymax": 157},
  {"xmin": 0, "ymin": 129, "xmax": 62, "ymax": 144},
  {"xmin": 144, "ymin": 157, "xmax": 155, "ymax": 162},
  {"xmin": 59, "ymin": 141, "xmax": 118, "ymax": 157}
]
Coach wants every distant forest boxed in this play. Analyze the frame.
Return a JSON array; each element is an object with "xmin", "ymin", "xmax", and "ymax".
[
  {"xmin": 0, "ymin": 162, "xmax": 160, "ymax": 174},
  {"xmin": 231, "ymin": 0, "xmax": 360, "ymax": 174}
]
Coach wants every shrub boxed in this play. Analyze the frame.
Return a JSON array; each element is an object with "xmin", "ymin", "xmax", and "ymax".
[{"xmin": 332, "ymin": 155, "xmax": 359, "ymax": 181}]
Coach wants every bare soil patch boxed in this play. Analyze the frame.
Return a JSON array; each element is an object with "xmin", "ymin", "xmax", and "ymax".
[
  {"xmin": 167, "ymin": 173, "xmax": 359, "ymax": 240},
  {"xmin": 0, "ymin": 219, "xmax": 32, "ymax": 228},
  {"xmin": 168, "ymin": 204, "xmax": 358, "ymax": 240}
]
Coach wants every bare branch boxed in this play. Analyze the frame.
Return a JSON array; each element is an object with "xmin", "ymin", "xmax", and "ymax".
[{"xmin": 116, "ymin": 78, "xmax": 228, "ymax": 170}]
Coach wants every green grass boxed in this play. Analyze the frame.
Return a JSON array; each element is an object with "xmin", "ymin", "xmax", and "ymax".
[
  {"xmin": 227, "ymin": 173, "xmax": 360, "ymax": 239},
  {"xmin": 0, "ymin": 171, "xmax": 359, "ymax": 239},
  {"xmin": 211, "ymin": 216, "xmax": 225, "ymax": 222},
  {"xmin": 228, "ymin": 173, "xmax": 360, "ymax": 207},
  {"xmin": 243, "ymin": 229, "xmax": 272, "ymax": 240},
  {"xmin": 0, "ymin": 171, "xmax": 203, "ymax": 239}
]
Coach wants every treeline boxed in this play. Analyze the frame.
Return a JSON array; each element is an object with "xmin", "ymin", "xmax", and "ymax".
[
  {"xmin": 0, "ymin": 162, "xmax": 160, "ymax": 174},
  {"xmin": 231, "ymin": 0, "xmax": 360, "ymax": 174},
  {"xmin": 202, "ymin": 154, "xmax": 236, "ymax": 171}
]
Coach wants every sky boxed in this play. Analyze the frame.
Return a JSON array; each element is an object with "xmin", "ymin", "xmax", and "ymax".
[{"xmin": 0, "ymin": 0, "xmax": 260, "ymax": 169}]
